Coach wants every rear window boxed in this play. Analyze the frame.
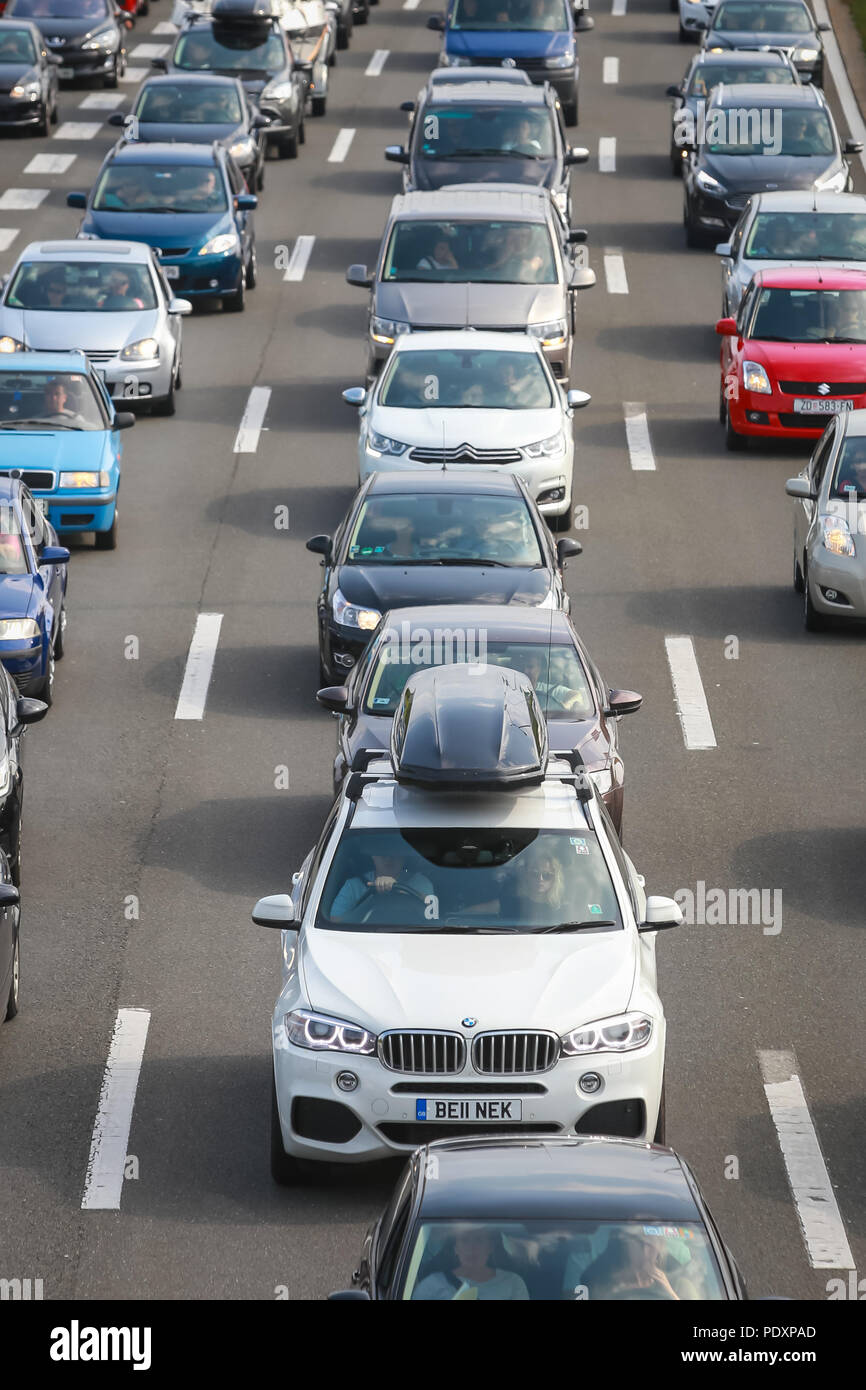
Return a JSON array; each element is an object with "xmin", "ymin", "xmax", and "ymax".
[
  {"xmin": 10, "ymin": 0, "xmax": 108, "ymax": 14},
  {"xmin": 383, "ymin": 219, "xmax": 556, "ymax": 284}
]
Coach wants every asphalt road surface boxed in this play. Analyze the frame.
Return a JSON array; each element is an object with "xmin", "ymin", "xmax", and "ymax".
[{"xmin": 0, "ymin": 0, "xmax": 863, "ymax": 1302}]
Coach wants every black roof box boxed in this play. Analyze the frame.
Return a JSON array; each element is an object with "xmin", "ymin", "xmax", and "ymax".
[
  {"xmin": 391, "ymin": 664, "xmax": 548, "ymax": 789},
  {"xmin": 211, "ymin": 0, "xmax": 273, "ymax": 23}
]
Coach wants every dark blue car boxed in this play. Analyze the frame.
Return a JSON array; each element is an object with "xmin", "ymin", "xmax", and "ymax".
[
  {"xmin": 68, "ymin": 140, "xmax": 258, "ymax": 312},
  {"xmin": 429, "ymin": 0, "xmax": 593, "ymax": 126},
  {"xmin": 0, "ymin": 474, "xmax": 69, "ymax": 705}
]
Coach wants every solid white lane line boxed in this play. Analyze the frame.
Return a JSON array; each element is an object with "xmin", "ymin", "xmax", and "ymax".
[
  {"xmin": 79, "ymin": 91, "xmax": 125, "ymax": 109},
  {"xmin": 53, "ymin": 121, "xmax": 102, "ymax": 140},
  {"xmin": 598, "ymin": 135, "xmax": 616, "ymax": 172},
  {"xmin": 813, "ymin": 0, "xmax": 866, "ymax": 179},
  {"xmin": 612, "ymin": 0, "xmax": 627, "ymax": 12},
  {"xmin": 175, "ymin": 614, "xmax": 224, "ymax": 721},
  {"xmin": 283, "ymin": 235, "xmax": 316, "ymax": 282},
  {"xmin": 327, "ymin": 127, "xmax": 356, "ymax": 163},
  {"xmin": 664, "ymin": 637, "xmax": 717, "ymax": 750},
  {"xmin": 0, "ymin": 230, "xmax": 19, "ymax": 252},
  {"xmin": 81, "ymin": 1008, "xmax": 150, "ymax": 1211},
  {"xmin": 120, "ymin": 67, "xmax": 148, "ymax": 83},
  {"xmin": 602, "ymin": 56, "xmax": 619, "ymax": 84},
  {"xmin": 0, "ymin": 189, "xmax": 49, "ymax": 210},
  {"xmin": 24, "ymin": 153, "xmax": 75, "ymax": 175},
  {"xmin": 365, "ymin": 49, "xmax": 390, "ymax": 76},
  {"xmin": 234, "ymin": 385, "xmax": 271, "ymax": 452},
  {"xmin": 759, "ymin": 1050, "xmax": 855, "ymax": 1270},
  {"xmin": 131, "ymin": 43, "xmax": 170, "ymax": 59},
  {"xmin": 623, "ymin": 402, "xmax": 655, "ymax": 472},
  {"xmin": 603, "ymin": 249, "xmax": 628, "ymax": 294}
]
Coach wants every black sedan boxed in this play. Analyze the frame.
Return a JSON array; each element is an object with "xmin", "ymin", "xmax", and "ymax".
[
  {"xmin": 329, "ymin": 1136, "xmax": 749, "ymax": 1300},
  {"xmin": 701, "ymin": 0, "xmax": 829, "ymax": 87},
  {"xmin": 0, "ymin": 18, "xmax": 60, "ymax": 133},
  {"xmin": 666, "ymin": 48, "xmax": 799, "ymax": 178},
  {"xmin": 0, "ymin": 661, "xmax": 47, "ymax": 883},
  {"xmin": 317, "ymin": 603, "xmax": 641, "ymax": 830},
  {"xmin": 0, "ymin": 848, "xmax": 20, "ymax": 1024},
  {"xmin": 306, "ymin": 471, "xmax": 581, "ymax": 687},
  {"xmin": 5, "ymin": 0, "xmax": 129, "ymax": 89},
  {"xmin": 387, "ymin": 75, "xmax": 588, "ymax": 223},
  {"xmin": 110, "ymin": 73, "xmax": 270, "ymax": 192}
]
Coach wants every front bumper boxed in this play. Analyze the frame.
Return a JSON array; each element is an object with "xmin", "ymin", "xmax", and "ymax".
[
  {"xmin": 273, "ymin": 1019, "xmax": 664, "ymax": 1163},
  {"xmin": 158, "ymin": 251, "xmax": 242, "ymax": 300},
  {"xmin": 0, "ymin": 640, "xmax": 45, "ymax": 689},
  {"xmin": 689, "ymin": 186, "xmax": 749, "ymax": 234},
  {"xmin": 358, "ymin": 445, "xmax": 574, "ymax": 517},
  {"xmin": 0, "ymin": 97, "xmax": 47, "ymax": 125},
  {"xmin": 729, "ymin": 390, "xmax": 866, "ymax": 440},
  {"xmin": 323, "ymin": 621, "xmax": 372, "ymax": 681},
  {"xmin": 38, "ymin": 491, "xmax": 117, "ymax": 533},
  {"xmin": 48, "ymin": 49, "xmax": 120, "ymax": 79},
  {"xmin": 806, "ymin": 546, "xmax": 866, "ymax": 618},
  {"xmin": 98, "ymin": 356, "xmax": 173, "ymax": 403}
]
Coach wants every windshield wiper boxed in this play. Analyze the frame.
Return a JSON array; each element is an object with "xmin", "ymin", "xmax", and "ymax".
[
  {"xmin": 824, "ymin": 336, "xmax": 866, "ymax": 343},
  {"xmin": 535, "ymin": 919, "xmax": 618, "ymax": 934},
  {"xmin": 755, "ymin": 334, "xmax": 795, "ymax": 342},
  {"xmin": 431, "ymin": 556, "xmax": 511, "ymax": 567}
]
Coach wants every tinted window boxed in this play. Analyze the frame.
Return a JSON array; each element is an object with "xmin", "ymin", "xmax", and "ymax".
[
  {"xmin": 0, "ymin": 28, "xmax": 38, "ymax": 62},
  {"xmin": 744, "ymin": 212, "xmax": 866, "ymax": 261},
  {"xmin": 346, "ymin": 493, "xmax": 544, "ymax": 567},
  {"xmin": 419, "ymin": 104, "xmax": 555, "ymax": 159},
  {"xmin": 380, "ymin": 348, "xmax": 553, "ymax": 409},
  {"xmin": 6, "ymin": 260, "xmax": 158, "ymax": 312},
  {"xmin": 10, "ymin": 0, "xmax": 108, "ymax": 14},
  {"xmin": 136, "ymin": 83, "xmax": 243, "ymax": 125},
  {"xmin": 686, "ymin": 62, "xmax": 795, "ymax": 95},
  {"xmin": 750, "ymin": 287, "xmax": 866, "ymax": 343},
  {"xmin": 0, "ymin": 370, "xmax": 106, "ymax": 431},
  {"xmin": 383, "ymin": 219, "xmax": 556, "ymax": 284},
  {"xmin": 174, "ymin": 28, "xmax": 286, "ymax": 74},
  {"xmin": 713, "ymin": 1, "xmax": 813, "ymax": 31},
  {"xmin": 93, "ymin": 162, "xmax": 228, "ymax": 213},
  {"xmin": 707, "ymin": 108, "xmax": 834, "ymax": 157},
  {"xmin": 450, "ymin": 0, "xmax": 569, "ymax": 31}
]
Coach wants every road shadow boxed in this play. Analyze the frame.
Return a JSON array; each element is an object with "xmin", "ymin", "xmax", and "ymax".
[
  {"xmin": 205, "ymin": 483, "xmax": 357, "ymax": 539},
  {"xmin": 625, "ymin": 582, "xmax": 866, "ymax": 644}
]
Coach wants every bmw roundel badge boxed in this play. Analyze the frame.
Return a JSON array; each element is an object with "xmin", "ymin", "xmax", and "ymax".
[{"xmin": 462, "ymin": 1017, "xmax": 478, "ymax": 1028}]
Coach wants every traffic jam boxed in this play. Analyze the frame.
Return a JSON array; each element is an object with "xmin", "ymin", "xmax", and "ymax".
[{"xmin": 0, "ymin": 0, "xmax": 862, "ymax": 1322}]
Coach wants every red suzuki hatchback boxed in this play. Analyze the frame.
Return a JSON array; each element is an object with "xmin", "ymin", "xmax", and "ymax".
[{"xmin": 716, "ymin": 267, "xmax": 866, "ymax": 450}]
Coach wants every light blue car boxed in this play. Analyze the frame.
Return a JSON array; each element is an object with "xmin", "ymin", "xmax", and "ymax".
[{"xmin": 0, "ymin": 350, "xmax": 135, "ymax": 549}]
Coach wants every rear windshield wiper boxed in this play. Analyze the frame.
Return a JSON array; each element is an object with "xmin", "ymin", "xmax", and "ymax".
[{"xmin": 534, "ymin": 919, "xmax": 618, "ymax": 934}]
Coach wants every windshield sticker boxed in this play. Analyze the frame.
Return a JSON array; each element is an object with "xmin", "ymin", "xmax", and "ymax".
[
  {"xmin": 570, "ymin": 837, "xmax": 590, "ymax": 856},
  {"xmin": 588, "ymin": 903, "xmax": 603, "ymax": 914}
]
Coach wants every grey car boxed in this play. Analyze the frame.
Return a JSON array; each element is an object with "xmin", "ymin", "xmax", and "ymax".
[
  {"xmin": 787, "ymin": 410, "xmax": 866, "ymax": 630},
  {"xmin": 700, "ymin": 0, "xmax": 830, "ymax": 86},
  {"xmin": 346, "ymin": 185, "xmax": 595, "ymax": 383},
  {"xmin": 716, "ymin": 191, "xmax": 866, "ymax": 315},
  {"xmin": 666, "ymin": 48, "xmax": 799, "ymax": 178}
]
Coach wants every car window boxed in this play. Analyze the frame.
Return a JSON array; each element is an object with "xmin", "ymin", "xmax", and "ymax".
[
  {"xmin": 829, "ymin": 434, "xmax": 866, "ymax": 498},
  {"xmin": 5, "ymin": 260, "xmax": 158, "ymax": 312},
  {"xmin": 10, "ymin": 0, "xmax": 108, "ymax": 14},
  {"xmin": 136, "ymin": 83, "xmax": 244, "ymax": 125},
  {"xmin": 226, "ymin": 156, "xmax": 246, "ymax": 195},
  {"xmin": 92, "ymin": 162, "xmax": 228, "ymax": 213},
  {"xmin": 376, "ymin": 1163, "xmax": 414, "ymax": 1289},
  {"xmin": 0, "ymin": 28, "xmax": 38, "ymax": 62},
  {"xmin": 809, "ymin": 425, "xmax": 836, "ymax": 489},
  {"xmin": 299, "ymin": 802, "xmax": 342, "ymax": 918},
  {"xmin": 380, "ymin": 348, "xmax": 553, "ymax": 410},
  {"xmin": 750, "ymin": 287, "xmax": 866, "ymax": 343},
  {"xmin": 450, "ymin": 0, "xmax": 569, "ymax": 31},
  {"xmin": 687, "ymin": 62, "xmax": 795, "ymax": 94},
  {"xmin": 418, "ymin": 104, "xmax": 556, "ymax": 160},
  {"xmin": 382, "ymin": 219, "xmax": 557, "ymax": 284},
  {"xmin": 0, "ymin": 369, "xmax": 107, "ymax": 432},
  {"xmin": 729, "ymin": 210, "xmax": 747, "ymax": 256},
  {"xmin": 0, "ymin": 510, "xmax": 28, "ymax": 576},
  {"xmin": 707, "ymin": 108, "xmax": 834, "ymax": 157},
  {"xmin": 345, "ymin": 493, "xmax": 545, "ymax": 567},
  {"xmin": 744, "ymin": 212, "xmax": 866, "ymax": 262},
  {"xmin": 173, "ymin": 27, "xmax": 287, "ymax": 74},
  {"xmin": 712, "ymin": 1, "xmax": 813, "ymax": 32}
]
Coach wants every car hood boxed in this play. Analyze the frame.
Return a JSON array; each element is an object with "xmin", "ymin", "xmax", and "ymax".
[
  {"xmin": 0, "ymin": 429, "xmax": 116, "ymax": 469},
  {"xmin": 0, "ymin": 61, "xmax": 37, "ymax": 88},
  {"xmin": 377, "ymin": 280, "xmax": 562, "ymax": 327},
  {"xmin": 336, "ymin": 562, "xmax": 552, "ymax": 609},
  {"xmin": 744, "ymin": 340, "xmax": 866, "ymax": 377},
  {"xmin": 347, "ymin": 710, "xmax": 606, "ymax": 771},
  {"xmin": 370, "ymin": 405, "xmax": 562, "ymax": 447},
  {"xmin": 81, "ymin": 209, "xmax": 232, "ymax": 249},
  {"xmin": 300, "ymin": 925, "xmax": 636, "ymax": 1032},
  {"xmin": 702, "ymin": 151, "xmax": 837, "ymax": 191},
  {"xmin": 1, "ymin": 307, "xmax": 161, "ymax": 352},
  {"xmin": 411, "ymin": 156, "xmax": 558, "ymax": 193},
  {"xmin": 134, "ymin": 121, "xmax": 240, "ymax": 145},
  {"xmin": 0, "ymin": 574, "xmax": 36, "ymax": 621},
  {"xmin": 36, "ymin": 17, "xmax": 115, "ymax": 40},
  {"xmin": 445, "ymin": 29, "xmax": 572, "ymax": 61}
]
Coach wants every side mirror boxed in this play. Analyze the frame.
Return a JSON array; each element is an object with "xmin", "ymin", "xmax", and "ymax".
[
  {"xmin": 566, "ymin": 388, "xmax": 591, "ymax": 409},
  {"xmin": 665, "ymin": 84, "xmax": 682, "ymax": 98},
  {"xmin": 785, "ymin": 476, "xmax": 815, "ymax": 500},
  {"xmin": 426, "ymin": 13, "xmax": 445, "ymax": 30},
  {"xmin": 235, "ymin": 193, "xmax": 257, "ymax": 211},
  {"xmin": 16, "ymin": 696, "xmax": 48, "ymax": 727},
  {"xmin": 569, "ymin": 267, "xmax": 596, "ymax": 290},
  {"xmin": 714, "ymin": 242, "xmax": 732, "ymax": 257},
  {"xmin": 328, "ymin": 1289, "xmax": 371, "ymax": 1300},
  {"xmin": 316, "ymin": 685, "xmax": 350, "ymax": 713},
  {"xmin": 113, "ymin": 411, "xmax": 136, "ymax": 430},
  {"xmin": 715, "ymin": 316, "xmax": 738, "ymax": 336},
  {"xmin": 0, "ymin": 884, "xmax": 20, "ymax": 908},
  {"xmin": 556, "ymin": 537, "xmax": 582, "ymax": 563},
  {"xmin": 399, "ymin": 100, "xmax": 415, "ymax": 113},
  {"xmin": 384, "ymin": 144, "xmax": 410, "ymax": 164},
  {"xmin": 251, "ymin": 893, "xmax": 296, "ymax": 927},
  {"xmin": 150, "ymin": 56, "xmax": 168, "ymax": 71},
  {"xmin": 39, "ymin": 546, "xmax": 70, "ymax": 565},
  {"xmin": 845, "ymin": 139, "xmax": 864, "ymax": 155},
  {"xmin": 346, "ymin": 263, "xmax": 373, "ymax": 289},
  {"xmin": 568, "ymin": 228, "xmax": 588, "ymax": 244},
  {"xmin": 306, "ymin": 533, "xmax": 333, "ymax": 558},
  {"xmin": 818, "ymin": 20, "xmax": 830, "ymax": 30},
  {"xmin": 605, "ymin": 689, "xmax": 643, "ymax": 717},
  {"xmin": 565, "ymin": 148, "xmax": 589, "ymax": 167},
  {"xmin": 108, "ymin": 111, "xmax": 127, "ymax": 127},
  {"xmin": 575, "ymin": 12, "xmax": 594, "ymax": 30},
  {"xmin": 638, "ymin": 896, "xmax": 683, "ymax": 933},
  {"xmin": 342, "ymin": 386, "xmax": 366, "ymax": 407},
  {"xmin": 168, "ymin": 297, "xmax": 193, "ymax": 315},
  {"xmin": 66, "ymin": 191, "xmax": 87, "ymax": 209},
  {"xmin": 253, "ymin": 111, "xmax": 272, "ymax": 128}
]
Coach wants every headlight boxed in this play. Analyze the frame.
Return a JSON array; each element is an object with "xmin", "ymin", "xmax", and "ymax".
[
  {"xmin": 367, "ymin": 427, "xmax": 408, "ymax": 457},
  {"xmin": 440, "ymin": 55, "xmax": 472, "ymax": 67},
  {"xmin": 0, "ymin": 337, "xmax": 25, "ymax": 354},
  {"xmin": 795, "ymin": 47, "xmax": 819, "ymax": 61},
  {"xmin": 229, "ymin": 136, "xmax": 256, "ymax": 159},
  {"xmin": 528, "ymin": 318, "xmax": 567, "ymax": 349},
  {"xmin": 0, "ymin": 619, "xmax": 39, "ymax": 641},
  {"xmin": 10, "ymin": 80, "xmax": 40, "ymax": 99},
  {"xmin": 59, "ymin": 470, "xmax": 110, "ymax": 488},
  {"xmin": 814, "ymin": 168, "xmax": 847, "ymax": 193},
  {"xmin": 332, "ymin": 587, "xmax": 381, "ymax": 631},
  {"xmin": 743, "ymin": 360, "xmax": 771, "ymax": 394},
  {"xmin": 546, "ymin": 50, "xmax": 574, "ymax": 69},
  {"xmin": 262, "ymin": 80, "xmax": 295, "ymax": 100},
  {"xmin": 198, "ymin": 233, "xmax": 239, "ymax": 257},
  {"xmin": 284, "ymin": 1007, "xmax": 376, "ymax": 1054},
  {"xmin": 370, "ymin": 316, "xmax": 409, "ymax": 346},
  {"xmin": 821, "ymin": 514, "xmax": 855, "ymax": 557},
  {"xmin": 589, "ymin": 768, "xmax": 613, "ymax": 795},
  {"xmin": 82, "ymin": 25, "xmax": 119, "ymax": 50},
  {"xmin": 696, "ymin": 169, "xmax": 724, "ymax": 194},
  {"xmin": 561, "ymin": 1012, "xmax": 653, "ymax": 1056},
  {"xmin": 523, "ymin": 431, "xmax": 565, "ymax": 458},
  {"xmin": 120, "ymin": 337, "xmax": 159, "ymax": 361}
]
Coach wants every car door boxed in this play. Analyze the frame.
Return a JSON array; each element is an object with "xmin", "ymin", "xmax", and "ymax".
[
  {"xmin": 19, "ymin": 489, "xmax": 59, "ymax": 648},
  {"xmin": 226, "ymin": 156, "xmax": 251, "ymax": 259},
  {"xmin": 723, "ymin": 202, "xmax": 750, "ymax": 313}
]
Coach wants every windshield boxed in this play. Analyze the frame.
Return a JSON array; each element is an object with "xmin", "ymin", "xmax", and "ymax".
[
  {"xmin": 363, "ymin": 639, "xmax": 595, "ymax": 720},
  {"xmin": 686, "ymin": 62, "xmax": 795, "ymax": 95},
  {"xmin": 317, "ymin": 827, "xmax": 621, "ymax": 932},
  {"xmin": 750, "ymin": 287, "xmax": 866, "ymax": 342},
  {"xmin": 712, "ymin": 1, "xmax": 813, "ymax": 31},
  {"xmin": 5, "ymin": 260, "xmax": 158, "ymax": 311},
  {"xmin": 383, "ymin": 219, "xmax": 556, "ymax": 284},
  {"xmin": 708, "ymin": 107, "xmax": 834, "ymax": 156},
  {"xmin": 0, "ymin": 29, "xmax": 38, "ymax": 62},
  {"xmin": 401, "ymin": 1220, "xmax": 727, "ymax": 1300},
  {"xmin": 450, "ymin": 0, "xmax": 569, "ymax": 31},
  {"xmin": 92, "ymin": 162, "xmax": 228, "ymax": 213},
  {"xmin": 136, "ymin": 82, "xmax": 243, "ymax": 124},
  {"xmin": 380, "ymin": 348, "xmax": 553, "ymax": 409},
  {"xmin": 173, "ymin": 28, "xmax": 286, "ymax": 74},
  {"xmin": 9, "ymin": 0, "xmax": 108, "ymax": 15},
  {"xmin": 831, "ymin": 437, "xmax": 866, "ymax": 499},
  {"xmin": 346, "ymin": 493, "xmax": 544, "ymax": 567},
  {"xmin": 0, "ymin": 370, "xmax": 106, "ymax": 431},
  {"xmin": 419, "ymin": 105, "xmax": 555, "ymax": 160},
  {"xmin": 744, "ymin": 212, "xmax": 866, "ymax": 260}
]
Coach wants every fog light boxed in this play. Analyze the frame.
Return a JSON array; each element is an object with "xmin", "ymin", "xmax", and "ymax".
[
  {"xmin": 138, "ymin": 382, "xmax": 151, "ymax": 396},
  {"xmin": 209, "ymin": 279, "xmax": 219, "ymax": 288},
  {"xmin": 336, "ymin": 1071, "xmax": 358, "ymax": 1093},
  {"xmin": 821, "ymin": 586, "xmax": 850, "ymax": 605},
  {"xmin": 537, "ymin": 486, "xmax": 565, "ymax": 504},
  {"xmin": 334, "ymin": 652, "xmax": 355, "ymax": 668},
  {"xmin": 578, "ymin": 1071, "xmax": 602, "ymax": 1095}
]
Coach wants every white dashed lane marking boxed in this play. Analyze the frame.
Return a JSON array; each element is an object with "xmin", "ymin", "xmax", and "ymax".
[
  {"xmin": 130, "ymin": 43, "xmax": 170, "ymax": 59},
  {"xmin": 120, "ymin": 68, "xmax": 148, "ymax": 83},
  {"xmin": 175, "ymin": 614, "xmax": 224, "ymax": 721},
  {"xmin": 365, "ymin": 49, "xmax": 389, "ymax": 76},
  {"xmin": 53, "ymin": 121, "xmax": 103, "ymax": 140},
  {"xmin": 0, "ymin": 230, "xmax": 19, "ymax": 252},
  {"xmin": 283, "ymin": 236, "xmax": 316, "ymax": 282},
  {"xmin": 24, "ymin": 153, "xmax": 76, "ymax": 174},
  {"xmin": 0, "ymin": 189, "xmax": 49, "ymax": 210},
  {"xmin": 233, "ymin": 385, "xmax": 272, "ymax": 452},
  {"xmin": 79, "ymin": 91, "xmax": 125, "ymax": 109},
  {"xmin": 598, "ymin": 136, "xmax": 616, "ymax": 172},
  {"xmin": 664, "ymin": 636, "xmax": 717, "ymax": 750},
  {"xmin": 603, "ymin": 57, "xmax": 619, "ymax": 84},
  {"xmin": 327, "ymin": 127, "xmax": 356, "ymax": 163},
  {"xmin": 81, "ymin": 1008, "xmax": 151, "ymax": 1211},
  {"xmin": 623, "ymin": 403, "xmax": 655, "ymax": 472},
  {"xmin": 603, "ymin": 249, "xmax": 628, "ymax": 294}
]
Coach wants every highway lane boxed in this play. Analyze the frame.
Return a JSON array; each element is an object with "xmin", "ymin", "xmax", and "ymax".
[{"xmin": 0, "ymin": 0, "xmax": 862, "ymax": 1301}]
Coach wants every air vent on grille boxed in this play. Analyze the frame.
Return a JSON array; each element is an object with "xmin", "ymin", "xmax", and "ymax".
[
  {"xmin": 0, "ymin": 470, "xmax": 55, "ymax": 491},
  {"xmin": 472, "ymin": 1031, "xmax": 559, "ymax": 1075},
  {"xmin": 409, "ymin": 445, "xmax": 523, "ymax": 464},
  {"xmin": 379, "ymin": 1030, "xmax": 466, "ymax": 1074},
  {"xmin": 84, "ymin": 351, "xmax": 116, "ymax": 364},
  {"xmin": 779, "ymin": 382, "xmax": 866, "ymax": 397}
]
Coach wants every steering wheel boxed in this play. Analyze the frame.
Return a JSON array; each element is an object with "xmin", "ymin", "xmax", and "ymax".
[{"xmin": 353, "ymin": 881, "xmax": 430, "ymax": 922}]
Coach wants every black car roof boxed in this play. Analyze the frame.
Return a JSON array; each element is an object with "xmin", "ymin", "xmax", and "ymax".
[
  {"xmin": 416, "ymin": 1137, "xmax": 704, "ymax": 1221},
  {"xmin": 378, "ymin": 604, "xmax": 572, "ymax": 642},
  {"xmin": 366, "ymin": 469, "xmax": 524, "ymax": 498}
]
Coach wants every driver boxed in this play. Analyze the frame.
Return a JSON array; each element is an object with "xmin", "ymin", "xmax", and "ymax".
[
  {"xmin": 329, "ymin": 849, "xmax": 434, "ymax": 921},
  {"xmin": 503, "ymin": 115, "xmax": 543, "ymax": 155},
  {"xmin": 580, "ymin": 1229, "xmax": 680, "ymax": 1300},
  {"xmin": 38, "ymin": 378, "xmax": 87, "ymax": 428},
  {"xmin": 523, "ymin": 651, "xmax": 585, "ymax": 712}
]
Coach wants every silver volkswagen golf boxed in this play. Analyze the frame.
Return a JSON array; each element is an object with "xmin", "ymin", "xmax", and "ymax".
[
  {"xmin": 787, "ymin": 409, "xmax": 866, "ymax": 630},
  {"xmin": 0, "ymin": 239, "xmax": 191, "ymax": 415}
]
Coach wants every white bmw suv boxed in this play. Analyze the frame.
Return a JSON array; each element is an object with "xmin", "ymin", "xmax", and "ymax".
[{"xmin": 255, "ymin": 666, "xmax": 682, "ymax": 1182}]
